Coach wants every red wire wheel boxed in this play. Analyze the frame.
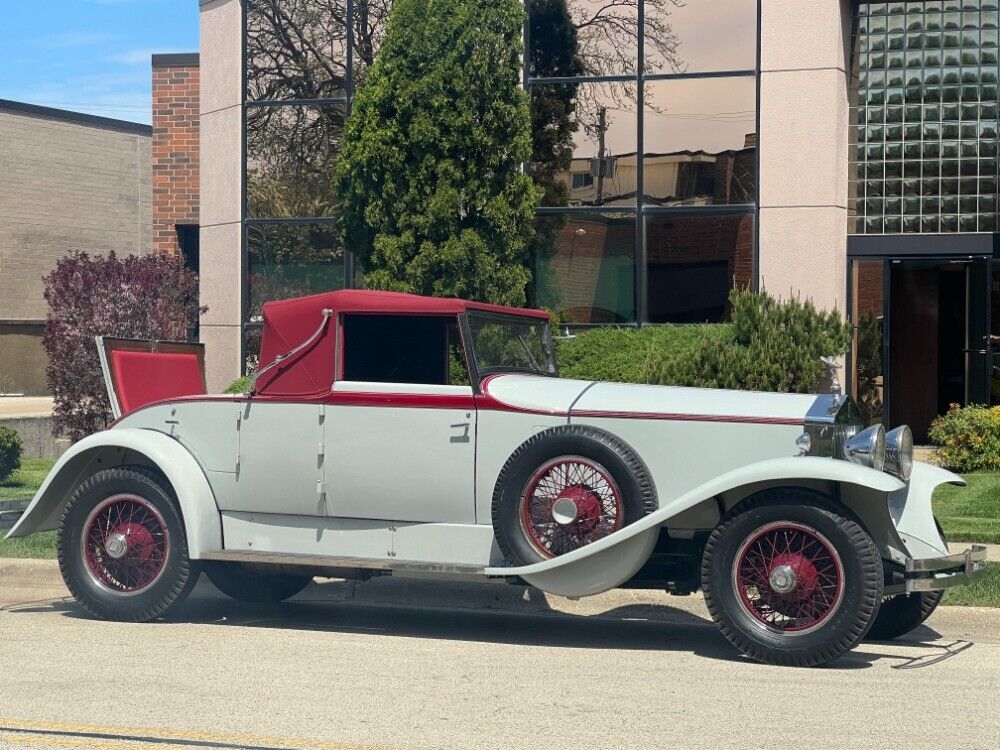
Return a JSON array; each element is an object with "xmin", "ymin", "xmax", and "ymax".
[
  {"xmin": 81, "ymin": 494, "xmax": 171, "ymax": 596},
  {"xmin": 732, "ymin": 521, "xmax": 845, "ymax": 635},
  {"xmin": 519, "ymin": 456, "xmax": 624, "ymax": 558}
]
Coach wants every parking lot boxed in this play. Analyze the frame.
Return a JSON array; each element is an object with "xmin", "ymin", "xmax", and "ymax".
[{"xmin": 0, "ymin": 562, "xmax": 998, "ymax": 750}]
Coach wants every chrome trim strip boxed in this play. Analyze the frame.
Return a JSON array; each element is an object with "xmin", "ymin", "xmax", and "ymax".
[{"xmin": 95, "ymin": 335, "xmax": 122, "ymax": 420}]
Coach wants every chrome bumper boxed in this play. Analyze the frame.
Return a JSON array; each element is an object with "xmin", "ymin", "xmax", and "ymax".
[{"xmin": 905, "ymin": 545, "xmax": 989, "ymax": 592}]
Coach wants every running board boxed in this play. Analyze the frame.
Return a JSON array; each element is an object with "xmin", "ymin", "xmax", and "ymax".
[{"xmin": 199, "ymin": 549, "xmax": 494, "ymax": 579}]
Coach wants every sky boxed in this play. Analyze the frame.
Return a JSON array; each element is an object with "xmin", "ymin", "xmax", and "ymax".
[{"xmin": 0, "ymin": 0, "xmax": 199, "ymax": 125}]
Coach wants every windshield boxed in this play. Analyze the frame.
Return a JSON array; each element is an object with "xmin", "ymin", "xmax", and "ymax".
[{"xmin": 466, "ymin": 314, "xmax": 557, "ymax": 378}]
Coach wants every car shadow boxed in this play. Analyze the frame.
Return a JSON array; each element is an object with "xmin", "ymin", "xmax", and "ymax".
[{"xmin": 15, "ymin": 579, "xmax": 970, "ymax": 670}]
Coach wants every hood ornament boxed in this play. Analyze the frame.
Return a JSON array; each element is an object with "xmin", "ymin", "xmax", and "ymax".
[{"xmin": 820, "ymin": 355, "xmax": 842, "ymax": 397}]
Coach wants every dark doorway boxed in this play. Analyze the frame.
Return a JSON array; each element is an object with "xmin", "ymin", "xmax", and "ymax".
[
  {"xmin": 887, "ymin": 261, "xmax": 968, "ymax": 442},
  {"xmin": 177, "ymin": 224, "xmax": 200, "ymax": 274}
]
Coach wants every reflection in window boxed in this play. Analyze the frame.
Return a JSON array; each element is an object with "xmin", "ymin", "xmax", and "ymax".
[
  {"xmin": 851, "ymin": 259, "xmax": 886, "ymax": 425},
  {"xmin": 645, "ymin": 212, "xmax": 754, "ymax": 323},
  {"xmin": 645, "ymin": 0, "xmax": 757, "ymax": 74},
  {"xmin": 529, "ymin": 0, "xmax": 639, "ymax": 77},
  {"xmin": 528, "ymin": 82, "xmax": 638, "ymax": 207},
  {"xmin": 246, "ymin": 104, "xmax": 346, "ymax": 219},
  {"xmin": 246, "ymin": 0, "xmax": 352, "ymax": 101},
  {"xmin": 534, "ymin": 212, "xmax": 636, "ymax": 323},
  {"xmin": 643, "ymin": 77, "xmax": 757, "ymax": 206},
  {"xmin": 246, "ymin": 222, "xmax": 346, "ymax": 335}
]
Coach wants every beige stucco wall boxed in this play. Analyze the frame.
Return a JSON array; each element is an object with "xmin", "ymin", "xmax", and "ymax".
[
  {"xmin": 758, "ymin": 0, "xmax": 852, "ymax": 315},
  {"xmin": 199, "ymin": 0, "xmax": 243, "ymax": 392},
  {"xmin": 0, "ymin": 107, "xmax": 152, "ymax": 394}
]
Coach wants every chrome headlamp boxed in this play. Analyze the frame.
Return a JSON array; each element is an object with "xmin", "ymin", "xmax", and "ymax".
[
  {"xmin": 884, "ymin": 425, "xmax": 914, "ymax": 481},
  {"xmin": 843, "ymin": 424, "xmax": 886, "ymax": 471}
]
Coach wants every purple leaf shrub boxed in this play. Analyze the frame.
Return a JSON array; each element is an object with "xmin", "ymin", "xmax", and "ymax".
[{"xmin": 42, "ymin": 251, "xmax": 204, "ymax": 441}]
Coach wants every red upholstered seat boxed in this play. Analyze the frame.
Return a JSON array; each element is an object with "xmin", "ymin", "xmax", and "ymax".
[{"xmin": 110, "ymin": 349, "xmax": 206, "ymax": 414}]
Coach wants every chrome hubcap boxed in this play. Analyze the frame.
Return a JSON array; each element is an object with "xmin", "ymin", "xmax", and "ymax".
[
  {"xmin": 104, "ymin": 532, "xmax": 129, "ymax": 560},
  {"xmin": 768, "ymin": 564, "xmax": 797, "ymax": 594},
  {"xmin": 551, "ymin": 497, "xmax": 579, "ymax": 526}
]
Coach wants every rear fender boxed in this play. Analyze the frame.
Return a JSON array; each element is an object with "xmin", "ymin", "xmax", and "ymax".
[
  {"xmin": 485, "ymin": 456, "xmax": 906, "ymax": 597},
  {"xmin": 4, "ymin": 428, "xmax": 222, "ymax": 559}
]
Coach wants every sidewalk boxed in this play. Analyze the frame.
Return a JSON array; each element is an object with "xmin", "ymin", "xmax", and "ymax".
[{"xmin": 0, "ymin": 396, "xmax": 53, "ymax": 419}]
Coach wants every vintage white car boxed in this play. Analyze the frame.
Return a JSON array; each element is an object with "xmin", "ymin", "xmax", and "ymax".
[{"xmin": 7, "ymin": 290, "xmax": 987, "ymax": 666}]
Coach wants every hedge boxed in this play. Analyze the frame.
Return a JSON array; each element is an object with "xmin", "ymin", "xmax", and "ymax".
[{"xmin": 555, "ymin": 325, "xmax": 733, "ymax": 384}]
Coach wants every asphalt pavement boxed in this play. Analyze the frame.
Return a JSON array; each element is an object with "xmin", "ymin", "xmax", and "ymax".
[{"xmin": 0, "ymin": 561, "xmax": 998, "ymax": 750}]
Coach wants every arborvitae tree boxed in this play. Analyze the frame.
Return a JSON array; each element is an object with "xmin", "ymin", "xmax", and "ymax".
[{"xmin": 335, "ymin": 0, "xmax": 541, "ymax": 306}]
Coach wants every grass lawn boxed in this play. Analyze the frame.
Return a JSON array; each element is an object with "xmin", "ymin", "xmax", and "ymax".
[
  {"xmin": 0, "ymin": 458, "xmax": 56, "ymax": 559},
  {"xmin": 932, "ymin": 472, "xmax": 1000, "ymax": 544},
  {"xmin": 942, "ymin": 563, "xmax": 1000, "ymax": 608}
]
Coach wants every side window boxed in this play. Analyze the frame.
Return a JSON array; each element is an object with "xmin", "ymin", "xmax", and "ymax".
[{"xmin": 342, "ymin": 314, "xmax": 471, "ymax": 386}]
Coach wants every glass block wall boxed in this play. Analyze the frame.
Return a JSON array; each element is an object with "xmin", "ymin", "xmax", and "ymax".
[{"xmin": 851, "ymin": 1, "xmax": 1000, "ymax": 234}]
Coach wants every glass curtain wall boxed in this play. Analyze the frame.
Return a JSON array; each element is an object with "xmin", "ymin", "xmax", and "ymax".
[
  {"xmin": 526, "ymin": 0, "xmax": 760, "ymax": 324},
  {"xmin": 242, "ymin": 1, "xmax": 761, "ymax": 366},
  {"xmin": 850, "ymin": 1, "xmax": 1000, "ymax": 235}
]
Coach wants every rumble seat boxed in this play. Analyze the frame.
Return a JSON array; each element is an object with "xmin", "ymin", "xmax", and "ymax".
[{"xmin": 97, "ymin": 337, "xmax": 207, "ymax": 418}]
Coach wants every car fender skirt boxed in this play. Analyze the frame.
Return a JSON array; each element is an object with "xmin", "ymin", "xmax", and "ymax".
[
  {"xmin": 485, "ymin": 457, "xmax": 905, "ymax": 597},
  {"xmin": 5, "ymin": 428, "xmax": 222, "ymax": 558}
]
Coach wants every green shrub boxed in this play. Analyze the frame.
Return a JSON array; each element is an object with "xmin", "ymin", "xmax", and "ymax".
[
  {"xmin": 929, "ymin": 404, "xmax": 1000, "ymax": 472},
  {"xmin": 0, "ymin": 426, "xmax": 23, "ymax": 483},
  {"xmin": 649, "ymin": 289, "xmax": 852, "ymax": 394},
  {"xmin": 224, "ymin": 376, "xmax": 251, "ymax": 395},
  {"xmin": 555, "ymin": 325, "xmax": 733, "ymax": 383}
]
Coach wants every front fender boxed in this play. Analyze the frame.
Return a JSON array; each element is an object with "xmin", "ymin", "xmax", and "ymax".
[
  {"xmin": 5, "ymin": 428, "xmax": 223, "ymax": 559},
  {"xmin": 485, "ymin": 457, "xmax": 905, "ymax": 597}
]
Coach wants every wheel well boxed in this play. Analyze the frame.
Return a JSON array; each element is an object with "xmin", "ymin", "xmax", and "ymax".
[{"xmin": 22, "ymin": 445, "xmax": 178, "ymax": 534}]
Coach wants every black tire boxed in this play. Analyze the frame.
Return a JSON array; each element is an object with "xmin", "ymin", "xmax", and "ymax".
[
  {"xmin": 865, "ymin": 591, "xmax": 943, "ymax": 641},
  {"xmin": 491, "ymin": 424, "xmax": 656, "ymax": 566},
  {"xmin": 204, "ymin": 562, "xmax": 312, "ymax": 603},
  {"xmin": 57, "ymin": 467, "xmax": 200, "ymax": 622},
  {"xmin": 866, "ymin": 518, "xmax": 947, "ymax": 641},
  {"xmin": 702, "ymin": 491, "xmax": 883, "ymax": 667}
]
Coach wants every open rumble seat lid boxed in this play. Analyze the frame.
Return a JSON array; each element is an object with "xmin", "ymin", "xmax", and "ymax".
[
  {"xmin": 256, "ymin": 289, "xmax": 549, "ymax": 398},
  {"xmin": 98, "ymin": 337, "xmax": 207, "ymax": 418}
]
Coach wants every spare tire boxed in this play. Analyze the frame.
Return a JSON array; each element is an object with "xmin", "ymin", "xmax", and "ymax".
[{"xmin": 491, "ymin": 424, "xmax": 656, "ymax": 566}]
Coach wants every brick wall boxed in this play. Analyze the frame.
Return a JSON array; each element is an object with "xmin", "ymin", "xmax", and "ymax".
[{"xmin": 152, "ymin": 55, "xmax": 200, "ymax": 254}]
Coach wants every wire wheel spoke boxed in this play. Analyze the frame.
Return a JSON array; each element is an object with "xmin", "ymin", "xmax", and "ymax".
[
  {"xmin": 520, "ymin": 457, "xmax": 624, "ymax": 558},
  {"xmin": 81, "ymin": 495, "xmax": 170, "ymax": 595},
  {"xmin": 733, "ymin": 523, "xmax": 844, "ymax": 634}
]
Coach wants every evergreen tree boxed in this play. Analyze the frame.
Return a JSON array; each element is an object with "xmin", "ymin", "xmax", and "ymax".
[{"xmin": 336, "ymin": 0, "xmax": 541, "ymax": 306}]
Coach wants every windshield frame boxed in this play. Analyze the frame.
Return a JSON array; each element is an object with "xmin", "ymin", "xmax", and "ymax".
[{"xmin": 461, "ymin": 311, "xmax": 559, "ymax": 388}]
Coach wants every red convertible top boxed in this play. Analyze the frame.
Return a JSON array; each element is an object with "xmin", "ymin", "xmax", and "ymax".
[{"xmin": 256, "ymin": 289, "xmax": 549, "ymax": 398}]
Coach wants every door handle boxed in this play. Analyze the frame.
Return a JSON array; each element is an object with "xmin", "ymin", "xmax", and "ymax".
[{"xmin": 450, "ymin": 422, "xmax": 471, "ymax": 444}]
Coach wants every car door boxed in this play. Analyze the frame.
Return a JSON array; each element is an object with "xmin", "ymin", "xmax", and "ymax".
[
  {"xmin": 236, "ymin": 400, "xmax": 326, "ymax": 517},
  {"xmin": 323, "ymin": 313, "xmax": 477, "ymax": 524}
]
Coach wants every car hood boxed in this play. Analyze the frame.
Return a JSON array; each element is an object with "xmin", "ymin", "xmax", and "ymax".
[{"xmin": 483, "ymin": 374, "xmax": 816, "ymax": 424}]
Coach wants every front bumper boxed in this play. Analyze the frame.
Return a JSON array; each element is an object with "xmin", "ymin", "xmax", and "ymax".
[{"xmin": 905, "ymin": 545, "xmax": 989, "ymax": 592}]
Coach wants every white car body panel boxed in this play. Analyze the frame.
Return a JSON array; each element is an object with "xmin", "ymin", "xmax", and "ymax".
[
  {"xmin": 326, "ymin": 381, "xmax": 478, "ymax": 524},
  {"xmin": 572, "ymin": 381, "xmax": 817, "ymax": 423},
  {"xmin": 482, "ymin": 374, "xmax": 590, "ymax": 414},
  {"xmin": 889, "ymin": 461, "xmax": 962, "ymax": 557}
]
